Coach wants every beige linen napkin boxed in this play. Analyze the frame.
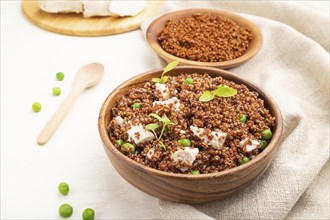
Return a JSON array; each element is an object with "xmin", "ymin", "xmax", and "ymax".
[{"xmin": 141, "ymin": 1, "xmax": 329, "ymax": 219}]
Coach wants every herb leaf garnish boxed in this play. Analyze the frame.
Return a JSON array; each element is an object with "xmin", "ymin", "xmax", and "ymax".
[
  {"xmin": 147, "ymin": 113, "xmax": 175, "ymax": 140},
  {"xmin": 152, "ymin": 61, "xmax": 179, "ymax": 84},
  {"xmin": 149, "ymin": 113, "xmax": 162, "ymax": 122},
  {"xmin": 159, "ymin": 141, "xmax": 166, "ymax": 151},
  {"xmin": 145, "ymin": 123, "xmax": 159, "ymax": 137},
  {"xmin": 199, "ymin": 85, "xmax": 237, "ymax": 102},
  {"xmin": 213, "ymin": 85, "xmax": 237, "ymax": 97},
  {"xmin": 199, "ymin": 91, "xmax": 214, "ymax": 102}
]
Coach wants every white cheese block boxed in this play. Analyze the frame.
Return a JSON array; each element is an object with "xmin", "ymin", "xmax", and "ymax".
[
  {"xmin": 127, "ymin": 124, "xmax": 155, "ymax": 145},
  {"xmin": 171, "ymin": 147, "xmax": 199, "ymax": 172},
  {"xmin": 155, "ymin": 83, "xmax": 170, "ymax": 100},
  {"xmin": 113, "ymin": 115, "xmax": 124, "ymax": 127},
  {"xmin": 114, "ymin": 116, "xmax": 154, "ymax": 144},
  {"xmin": 153, "ymin": 97, "xmax": 181, "ymax": 112},
  {"xmin": 108, "ymin": 0, "xmax": 147, "ymax": 17},
  {"xmin": 38, "ymin": 0, "xmax": 146, "ymax": 17},
  {"xmin": 38, "ymin": 0, "xmax": 83, "ymax": 14},
  {"xmin": 239, "ymin": 138, "xmax": 260, "ymax": 152},
  {"xmin": 190, "ymin": 126, "xmax": 227, "ymax": 149},
  {"xmin": 82, "ymin": 0, "xmax": 112, "ymax": 17},
  {"xmin": 180, "ymin": 130, "xmax": 186, "ymax": 134}
]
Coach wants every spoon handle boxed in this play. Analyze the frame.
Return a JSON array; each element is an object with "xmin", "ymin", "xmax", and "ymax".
[{"xmin": 36, "ymin": 86, "xmax": 83, "ymax": 145}]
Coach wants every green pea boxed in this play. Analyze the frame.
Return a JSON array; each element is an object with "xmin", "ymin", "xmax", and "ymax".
[
  {"xmin": 32, "ymin": 102, "xmax": 42, "ymax": 112},
  {"xmin": 52, "ymin": 87, "xmax": 61, "ymax": 96},
  {"xmin": 239, "ymin": 156, "xmax": 249, "ymax": 165},
  {"xmin": 259, "ymin": 140, "xmax": 268, "ymax": 151},
  {"xmin": 183, "ymin": 78, "xmax": 194, "ymax": 84},
  {"xmin": 82, "ymin": 208, "xmax": 95, "ymax": 220},
  {"xmin": 116, "ymin": 140, "xmax": 124, "ymax": 146},
  {"xmin": 56, "ymin": 72, "xmax": 65, "ymax": 81},
  {"xmin": 239, "ymin": 114, "xmax": 247, "ymax": 123},
  {"xmin": 178, "ymin": 139, "xmax": 191, "ymax": 147},
  {"xmin": 59, "ymin": 203, "xmax": 73, "ymax": 218},
  {"xmin": 242, "ymin": 156, "xmax": 249, "ymax": 164},
  {"xmin": 121, "ymin": 143, "xmax": 135, "ymax": 154},
  {"xmin": 58, "ymin": 182, "xmax": 69, "ymax": 195},
  {"xmin": 132, "ymin": 103, "xmax": 142, "ymax": 108},
  {"xmin": 190, "ymin": 170, "xmax": 200, "ymax": 175},
  {"xmin": 261, "ymin": 128, "xmax": 272, "ymax": 140}
]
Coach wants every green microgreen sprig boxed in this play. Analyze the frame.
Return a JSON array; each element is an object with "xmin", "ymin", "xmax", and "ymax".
[
  {"xmin": 145, "ymin": 113, "xmax": 175, "ymax": 143},
  {"xmin": 145, "ymin": 123, "xmax": 159, "ymax": 137},
  {"xmin": 152, "ymin": 61, "xmax": 179, "ymax": 84},
  {"xmin": 199, "ymin": 85, "xmax": 237, "ymax": 102}
]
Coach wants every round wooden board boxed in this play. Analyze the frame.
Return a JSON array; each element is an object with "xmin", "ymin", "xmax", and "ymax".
[{"xmin": 22, "ymin": 0, "xmax": 164, "ymax": 36}]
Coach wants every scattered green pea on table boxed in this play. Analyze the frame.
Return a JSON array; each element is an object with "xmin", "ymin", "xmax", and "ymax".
[
  {"xmin": 56, "ymin": 72, "xmax": 65, "ymax": 81},
  {"xmin": 58, "ymin": 182, "xmax": 69, "ymax": 195},
  {"xmin": 82, "ymin": 208, "xmax": 95, "ymax": 220},
  {"xmin": 59, "ymin": 203, "xmax": 73, "ymax": 218},
  {"xmin": 52, "ymin": 87, "xmax": 61, "ymax": 96},
  {"xmin": 32, "ymin": 102, "xmax": 42, "ymax": 112}
]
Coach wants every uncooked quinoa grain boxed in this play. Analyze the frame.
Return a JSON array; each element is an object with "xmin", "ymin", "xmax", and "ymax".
[
  {"xmin": 157, "ymin": 13, "xmax": 252, "ymax": 62},
  {"xmin": 108, "ymin": 73, "xmax": 275, "ymax": 174}
]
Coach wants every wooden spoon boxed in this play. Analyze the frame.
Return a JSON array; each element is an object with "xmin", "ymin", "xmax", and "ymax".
[{"xmin": 37, "ymin": 63, "xmax": 105, "ymax": 145}]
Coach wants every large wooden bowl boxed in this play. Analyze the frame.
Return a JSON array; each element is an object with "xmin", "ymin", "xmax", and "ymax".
[
  {"xmin": 98, "ymin": 66, "xmax": 282, "ymax": 203},
  {"xmin": 146, "ymin": 9, "xmax": 263, "ymax": 69}
]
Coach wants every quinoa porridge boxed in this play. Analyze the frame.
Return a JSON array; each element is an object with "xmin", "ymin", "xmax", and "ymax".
[
  {"xmin": 157, "ymin": 13, "xmax": 253, "ymax": 62},
  {"xmin": 108, "ymin": 69, "xmax": 275, "ymax": 174}
]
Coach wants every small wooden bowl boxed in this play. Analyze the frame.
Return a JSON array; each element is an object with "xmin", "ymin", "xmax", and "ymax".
[
  {"xmin": 98, "ymin": 66, "xmax": 282, "ymax": 203},
  {"xmin": 146, "ymin": 9, "xmax": 263, "ymax": 69}
]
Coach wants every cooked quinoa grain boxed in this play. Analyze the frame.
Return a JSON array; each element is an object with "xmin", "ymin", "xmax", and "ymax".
[
  {"xmin": 158, "ymin": 13, "xmax": 252, "ymax": 62},
  {"xmin": 108, "ymin": 73, "xmax": 275, "ymax": 174}
]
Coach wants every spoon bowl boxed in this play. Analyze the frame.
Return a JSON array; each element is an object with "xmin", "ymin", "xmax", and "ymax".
[
  {"xmin": 74, "ymin": 63, "xmax": 105, "ymax": 89},
  {"xmin": 37, "ymin": 62, "xmax": 105, "ymax": 145}
]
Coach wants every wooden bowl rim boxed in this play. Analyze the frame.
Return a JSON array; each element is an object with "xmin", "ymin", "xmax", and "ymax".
[
  {"xmin": 98, "ymin": 66, "xmax": 283, "ymax": 179},
  {"xmin": 146, "ymin": 8, "xmax": 263, "ymax": 68}
]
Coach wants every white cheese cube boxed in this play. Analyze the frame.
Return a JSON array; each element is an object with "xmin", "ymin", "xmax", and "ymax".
[
  {"xmin": 171, "ymin": 147, "xmax": 199, "ymax": 171},
  {"xmin": 190, "ymin": 126, "xmax": 227, "ymax": 149},
  {"xmin": 239, "ymin": 138, "xmax": 260, "ymax": 152},
  {"xmin": 127, "ymin": 124, "xmax": 155, "ymax": 145},
  {"xmin": 153, "ymin": 97, "xmax": 181, "ymax": 112},
  {"xmin": 113, "ymin": 115, "xmax": 124, "ymax": 127},
  {"xmin": 38, "ymin": 0, "xmax": 83, "ymax": 13},
  {"xmin": 109, "ymin": 0, "xmax": 147, "ymax": 17},
  {"xmin": 82, "ymin": 0, "xmax": 112, "ymax": 17},
  {"xmin": 155, "ymin": 83, "xmax": 170, "ymax": 100},
  {"xmin": 180, "ymin": 130, "xmax": 186, "ymax": 134}
]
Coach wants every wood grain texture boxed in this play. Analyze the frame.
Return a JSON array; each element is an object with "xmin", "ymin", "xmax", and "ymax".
[
  {"xmin": 22, "ymin": 0, "xmax": 163, "ymax": 36},
  {"xmin": 98, "ymin": 66, "xmax": 283, "ymax": 203},
  {"xmin": 146, "ymin": 9, "xmax": 263, "ymax": 69}
]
